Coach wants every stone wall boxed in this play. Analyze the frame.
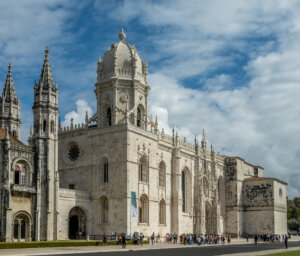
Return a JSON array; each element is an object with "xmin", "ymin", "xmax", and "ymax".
[{"xmin": 242, "ymin": 178, "xmax": 287, "ymax": 235}]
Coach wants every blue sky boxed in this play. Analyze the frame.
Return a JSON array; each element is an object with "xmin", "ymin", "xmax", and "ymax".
[{"xmin": 0, "ymin": 0, "xmax": 300, "ymax": 197}]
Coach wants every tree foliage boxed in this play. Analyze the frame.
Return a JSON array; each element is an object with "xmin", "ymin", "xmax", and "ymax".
[{"xmin": 287, "ymin": 197, "xmax": 300, "ymax": 231}]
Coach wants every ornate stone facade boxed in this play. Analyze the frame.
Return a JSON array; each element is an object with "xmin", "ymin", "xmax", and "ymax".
[{"xmin": 0, "ymin": 29, "xmax": 287, "ymax": 241}]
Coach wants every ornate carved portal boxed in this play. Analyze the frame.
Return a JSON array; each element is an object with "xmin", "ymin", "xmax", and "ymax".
[
  {"xmin": 68, "ymin": 207, "xmax": 86, "ymax": 239},
  {"xmin": 205, "ymin": 201, "xmax": 218, "ymax": 235}
]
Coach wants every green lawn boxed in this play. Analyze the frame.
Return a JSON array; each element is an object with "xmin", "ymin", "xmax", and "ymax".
[
  {"xmin": 264, "ymin": 250, "xmax": 300, "ymax": 256},
  {"xmin": 0, "ymin": 240, "xmax": 148, "ymax": 249}
]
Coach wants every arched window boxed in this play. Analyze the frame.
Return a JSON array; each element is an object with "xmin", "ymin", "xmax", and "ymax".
[
  {"xmin": 139, "ymin": 194, "xmax": 149, "ymax": 224},
  {"xmin": 12, "ymin": 130, "xmax": 16, "ymax": 137},
  {"xmin": 203, "ymin": 177, "xmax": 209, "ymax": 197},
  {"xmin": 218, "ymin": 176, "xmax": 225, "ymax": 217},
  {"xmin": 182, "ymin": 168, "xmax": 191, "ymax": 213},
  {"xmin": 14, "ymin": 160, "xmax": 30, "ymax": 186},
  {"xmin": 106, "ymin": 108, "xmax": 112, "ymax": 126},
  {"xmin": 100, "ymin": 196, "xmax": 109, "ymax": 223},
  {"xmin": 13, "ymin": 212, "xmax": 31, "ymax": 241},
  {"xmin": 13, "ymin": 220, "xmax": 18, "ymax": 239},
  {"xmin": 43, "ymin": 119, "xmax": 47, "ymax": 133},
  {"xmin": 218, "ymin": 177, "xmax": 224, "ymax": 202},
  {"xmin": 182, "ymin": 171, "xmax": 186, "ymax": 212},
  {"xmin": 50, "ymin": 120, "xmax": 54, "ymax": 133},
  {"xmin": 20, "ymin": 220, "xmax": 26, "ymax": 239},
  {"xmin": 137, "ymin": 108, "xmax": 141, "ymax": 127},
  {"xmin": 159, "ymin": 199, "xmax": 166, "ymax": 225},
  {"xmin": 136, "ymin": 104, "xmax": 145, "ymax": 128},
  {"xmin": 139, "ymin": 156, "xmax": 148, "ymax": 183},
  {"xmin": 103, "ymin": 158, "xmax": 109, "ymax": 183},
  {"xmin": 159, "ymin": 161, "xmax": 166, "ymax": 188},
  {"xmin": 279, "ymin": 188, "xmax": 283, "ymax": 198}
]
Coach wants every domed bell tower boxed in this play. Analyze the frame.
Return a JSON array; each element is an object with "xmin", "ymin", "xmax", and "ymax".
[
  {"xmin": 32, "ymin": 47, "xmax": 59, "ymax": 241},
  {"xmin": 95, "ymin": 29, "xmax": 150, "ymax": 129}
]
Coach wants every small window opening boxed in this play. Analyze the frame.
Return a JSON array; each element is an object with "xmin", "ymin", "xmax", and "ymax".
[
  {"xmin": 50, "ymin": 120, "xmax": 54, "ymax": 133},
  {"xmin": 106, "ymin": 108, "xmax": 112, "ymax": 126},
  {"xmin": 254, "ymin": 167, "xmax": 258, "ymax": 177},
  {"xmin": 15, "ymin": 170, "xmax": 20, "ymax": 184},
  {"xmin": 103, "ymin": 162, "xmax": 109, "ymax": 183},
  {"xmin": 137, "ymin": 108, "xmax": 141, "ymax": 127},
  {"xmin": 69, "ymin": 184, "xmax": 75, "ymax": 189},
  {"xmin": 43, "ymin": 120, "xmax": 47, "ymax": 133}
]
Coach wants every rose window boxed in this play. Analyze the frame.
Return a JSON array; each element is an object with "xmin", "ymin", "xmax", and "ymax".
[{"xmin": 68, "ymin": 145, "xmax": 80, "ymax": 161}]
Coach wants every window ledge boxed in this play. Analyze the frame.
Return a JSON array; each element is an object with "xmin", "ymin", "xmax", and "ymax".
[
  {"xmin": 182, "ymin": 212, "xmax": 190, "ymax": 217},
  {"xmin": 139, "ymin": 222, "xmax": 149, "ymax": 226},
  {"xmin": 139, "ymin": 181, "xmax": 148, "ymax": 185},
  {"xmin": 158, "ymin": 224, "xmax": 166, "ymax": 227},
  {"xmin": 11, "ymin": 184, "xmax": 36, "ymax": 196}
]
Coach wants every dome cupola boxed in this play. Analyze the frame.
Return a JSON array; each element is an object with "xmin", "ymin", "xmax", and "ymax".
[{"xmin": 98, "ymin": 29, "xmax": 147, "ymax": 84}]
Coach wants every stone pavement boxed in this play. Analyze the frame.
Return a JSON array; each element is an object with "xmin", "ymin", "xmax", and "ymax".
[{"xmin": 0, "ymin": 237, "xmax": 299, "ymax": 256}]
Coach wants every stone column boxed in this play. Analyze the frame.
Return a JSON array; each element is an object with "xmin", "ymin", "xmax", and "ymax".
[
  {"xmin": 18, "ymin": 221, "xmax": 21, "ymax": 242},
  {"xmin": 5, "ymin": 208, "xmax": 12, "ymax": 242},
  {"xmin": 28, "ymin": 221, "xmax": 32, "ymax": 241}
]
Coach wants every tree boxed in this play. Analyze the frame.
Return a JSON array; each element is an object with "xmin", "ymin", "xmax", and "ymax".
[{"xmin": 288, "ymin": 219, "xmax": 300, "ymax": 232}]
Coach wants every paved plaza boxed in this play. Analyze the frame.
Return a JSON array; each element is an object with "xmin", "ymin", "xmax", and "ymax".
[{"xmin": 0, "ymin": 238, "xmax": 299, "ymax": 256}]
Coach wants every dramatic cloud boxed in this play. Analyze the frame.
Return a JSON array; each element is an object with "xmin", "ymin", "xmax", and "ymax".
[
  {"xmin": 1, "ymin": 0, "xmax": 299, "ymax": 197},
  {"xmin": 107, "ymin": 0, "xmax": 300, "ymax": 197}
]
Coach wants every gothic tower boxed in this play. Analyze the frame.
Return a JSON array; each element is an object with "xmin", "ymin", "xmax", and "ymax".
[
  {"xmin": 32, "ymin": 47, "xmax": 59, "ymax": 241},
  {"xmin": 0, "ymin": 64, "xmax": 21, "ymax": 138},
  {"xmin": 95, "ymin": 29, "xmax": 150, "ymax": 129}
]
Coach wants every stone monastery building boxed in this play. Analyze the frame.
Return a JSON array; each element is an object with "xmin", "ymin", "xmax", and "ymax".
[{"xmin": 0, "ymin": 29, "xmax": 287, "ymax": 241}]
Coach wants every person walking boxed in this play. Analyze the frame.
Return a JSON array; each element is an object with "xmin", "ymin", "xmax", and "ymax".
[
  {"xmin": 151, "ymin": 232, "xmax": 155, "ymax": 245},
  {"xmin": 140, "ymin": 233, "xmax": 144, "ymax": 246},
  {"xmin": 121, "ymin": 233, "xmax": 126, "ymax": 248},
  {"xmin": 284, "ymin": 235, "xmax": 288, "ymax": 249},
  {"xmin": 254, "ymin": 234, "xmax": 258, "ymax": 245}
]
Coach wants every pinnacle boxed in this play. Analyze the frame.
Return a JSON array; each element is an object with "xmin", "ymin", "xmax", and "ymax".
[
  {"xmin": 45, "ymin": 46, "xmax": 49, "ymax": 55},
  {"xmin": 39, "ymin": 47, "xmax": 54, "ymax": 89},
  {"xmin": 2, "ymin": 63, "xmax": 17, "ymax": 103},
  {"xmin": 118, "ymin": 28, "xmax": 126, "ymax": 41}
]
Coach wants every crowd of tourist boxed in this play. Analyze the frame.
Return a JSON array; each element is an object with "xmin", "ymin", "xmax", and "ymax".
[{"xmin": 98, "ymin": 232, "xmax": 290, "ymax": 249}]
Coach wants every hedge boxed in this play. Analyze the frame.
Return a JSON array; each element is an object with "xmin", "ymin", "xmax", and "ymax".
[{"xmin": 0, "ymin": 239, "xmax": 148, "ymax": 249}]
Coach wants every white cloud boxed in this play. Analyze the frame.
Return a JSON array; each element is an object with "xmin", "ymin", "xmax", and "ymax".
[
  {"xmin": 107, "ymin": 0, "xmax": 298, "ymax": 198},
  {"xmin": 0, "ymin": 1, "xmax": 74, "ymax": 69},
  {"xmin": 62, "ymin": 99, "xmax": 93, "ymax": 127},
  {"xmin": 1, "ymin": 0, "xmax": 299, "ymax": 198}
]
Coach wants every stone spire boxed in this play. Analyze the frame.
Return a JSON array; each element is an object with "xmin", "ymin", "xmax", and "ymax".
[
  {"xmin": 118, "ymin": 28, "xmax": 126, "ymax": 41},
  {"xmin": 97, "ymin": 55, "xmax": 101, "ymax": 81},
  {"xmin": 85, "ymin": 111, "xmax": 89, "ymax": 126},
  {"xmin": 211, "ymin": 142, "xmax": 215, "ymax": 160},
  {"xmin": 194, "ymin": 134, "xmax": 199, "ymax": 155},
  {"xmin": 39, "ymin": 46, "xmax": 54, "ymax": 89},
  {"xmin": 201, "ymin": 128, "xmax": 207, "ymax": 151},
  {"xmin": 2, "ymin": 63, "xmax": 18, "ymax": 103},
  {"xmin": 0, "ymin": 63, "xmax": 21, "ymax": 138}
]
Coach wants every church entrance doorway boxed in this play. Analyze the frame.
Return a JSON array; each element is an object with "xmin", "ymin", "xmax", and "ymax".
[
  {"xmin": 205, "ymin": 201, "xmax": 213, "ymax": 234},
  {"xmin": 68, "ymin": 206, "xmax": 86, "ymax": 239}
]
